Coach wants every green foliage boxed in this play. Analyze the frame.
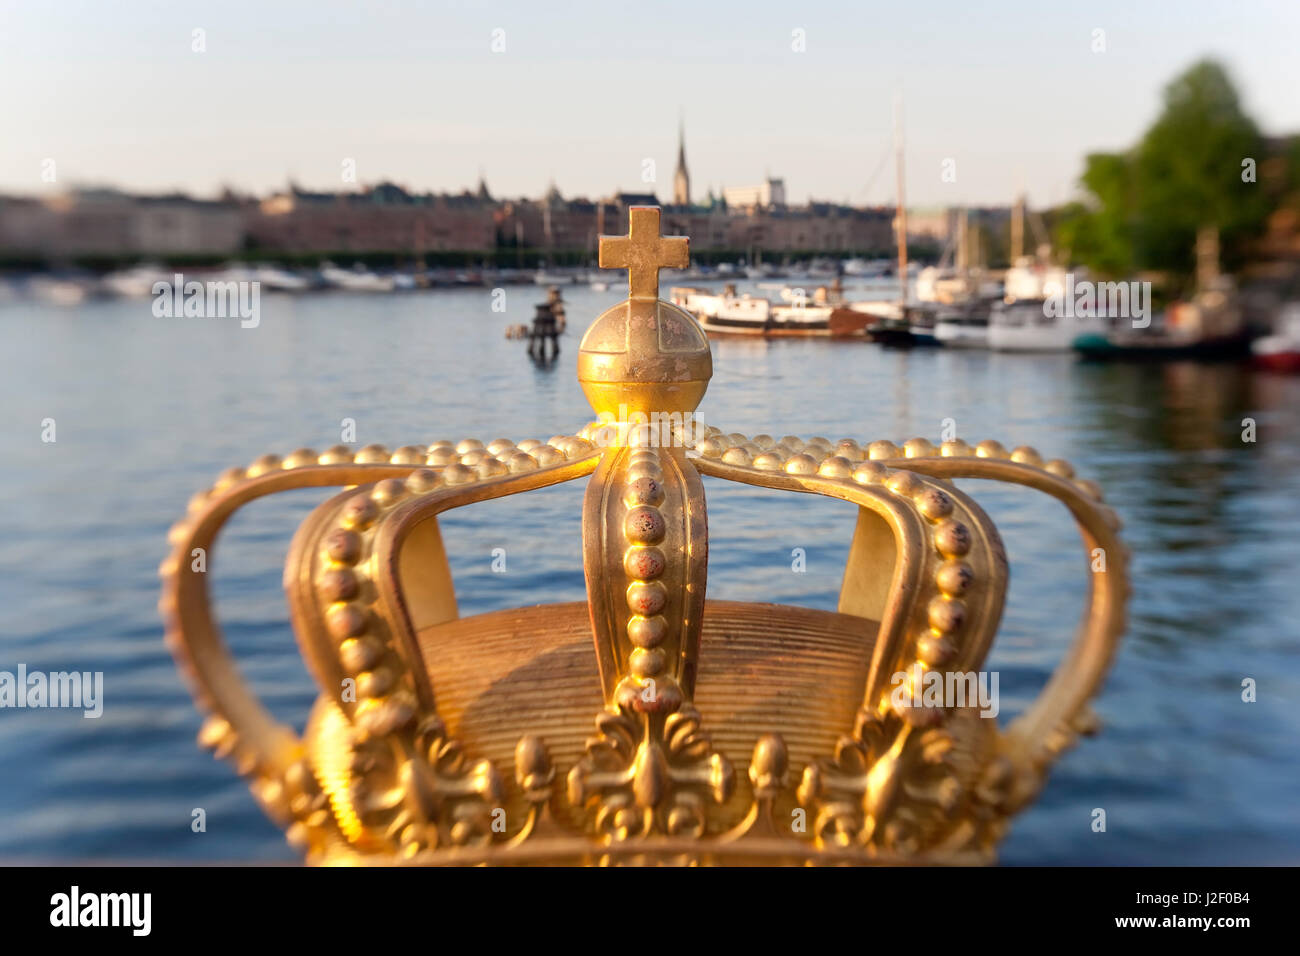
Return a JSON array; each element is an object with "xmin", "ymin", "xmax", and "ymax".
[
  {"xmin": 1056, "ymin": 153, "xmax": 1137, "ymax": 276},
  {"xmin": 1056, "ymin": 59, "xmax": 1271, "ymax": 288}
]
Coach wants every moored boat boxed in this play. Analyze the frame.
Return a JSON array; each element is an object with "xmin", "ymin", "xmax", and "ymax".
[
  {"xmin": 868, "ymin": 319, "xmax": 913, "ymax": 346},
  {"xmin": 27, "ymin": 274, "xmax": 93, "ymax": 306},
  {"xmin": 1003, "ymin": 257, "xmax": 1071, "ymax": 303},
  {"xmin": 254, "ymin": 264, "xmax": 312, "ymax": 292},
  {"xmin": 841, "ymin": 257, "xmax": 890, "ymax": 277},
  {"xmin": 1073, "ymin": 329, "xmax": 1251, "ymax": 361},
  {"xmin": 671, "ymin": 284, "xmax": 771, "ymax": 334},
  {"xmin": 1250, "ymin": 305, "xmax": 1300, "ymax": 372},
  {"xmin": 934, "ymin": 302, "xmax": 991, "ymax": 348},
  {"xmin": 670, "ymin": 284, "xmax": 871, "ymax": 337},
  {"xmin": 856, "ymin": 303, "xmax": 939, "ymax": 347},
  {"xmin": 102, "ymin": 263, "xmax": 169, "ymax": 298},
  {"xmin": 988, "ymin": 299, "xmax": 1106, "ymax": 352},
  {"xmin": 320, "ymin": 263, "xmax": 397, "ymax": 293},
  {"xmin": 533, "ymin": 269, "xmax": 577, "ymax": 285},
  {"xmin": 1073, "ymin": 279, "xmax": 1249, "ymax": 362},
  {"xmin": 907, "ymin": 305, "xmax": 939, "ymax": 346}
]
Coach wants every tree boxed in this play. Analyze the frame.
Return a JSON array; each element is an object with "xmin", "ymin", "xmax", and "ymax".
[
  {"xmin": 1057, "ymin": 59, "xmax": 1269, "ymax": 289},
  {"xmin": 1056, "ymin": 153, "xmax": 1137, "ymax": 276}
]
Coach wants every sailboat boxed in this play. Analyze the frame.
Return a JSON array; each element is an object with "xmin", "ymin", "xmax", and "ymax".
[
  {"xmin": 987, "ymin": 200, "xmax": 1106, "ymax": 352},
  {"xmin": 855, "ymin": 96, "xmax": 938, "ymax": 347},
  {"xmin": 931, "ymin": 207, "xmax": 1000, "ymax": 348},
  {"xmin": 919, "ymin": 209, "xmax": 998, "ymax": 305}
]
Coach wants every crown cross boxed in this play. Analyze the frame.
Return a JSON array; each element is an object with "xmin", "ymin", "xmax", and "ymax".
[{"xmin": 598, "ymin": 206, "xmax": 689, "ymax": 300}]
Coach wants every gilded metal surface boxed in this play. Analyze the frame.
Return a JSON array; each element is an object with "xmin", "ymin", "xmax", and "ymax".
[
  {"xmin": 579, "ymin": 208, "xmax": 710, "ymax": 418},
  {"xmin": 161, "ymin": 208, "xmax": 1129, "ymax": 865}
]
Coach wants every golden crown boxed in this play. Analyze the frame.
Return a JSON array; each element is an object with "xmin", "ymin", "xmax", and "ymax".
[{"xmin": 160, "ymin": 206, "xmax": 1129, "ymax": 866}]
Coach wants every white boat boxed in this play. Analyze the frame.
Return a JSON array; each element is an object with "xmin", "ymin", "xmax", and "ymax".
[
  {"xmin": 320, "ymin": 264, "xmax": 396, "ymax": 293},
  {"xmin": 27, "ymin": 275, "xmax": 92, "ymax": 306},
  {"xmin": 534, "ymin": 270, "xmax": 576, "ymax": 285},
  {"xmin": 797, "ymin": 259, "xmax": 840, "ymax": 280},
  {"xmin": 934, "ymin": 304, "xmax": 990, "ymax": 348},
  {"xmin": 916, "ymin": 265, "xmax": 1002, "ymax": 304},
  {"xmin": 672, "ymin": 286, "xmax": 771, "ymax": 333},
  {"xmin": 987, "ymin": 300, "xmax": 1106, "ymax": 352},
  {"xmin": 768, "ymin": 304, "xmax": 838, "ymax": 333},
  {"xmin": 1252, "ymin": 304, "xmax": 1300, "ymax": 373},
  {"xmin": 1003, "ymin": 258, "xmax": 1074, "ymax": 303},
  {"xmin": 917, "ymin": 207, "xmax": 1004, "ymax": 307},
  {"xmin": 102, "ymin": 264, "xmax": 169, "ymax": 298},
  {"xmin": 254, "ymin": 265, "xmax": 311, "ymax": 292},
  {"xmin": 671, "ymin": 285, "xmax": 868, "ymax": 337},
  {"xmin": 848, "ymin": 299, "xmax": 903, "ymax": 322},
  {"xmin": 842, "ymin": 257, "xmax": 890, "ymax": 277},
  {"xmin": 916, "ymin": 265, "xmax": 959, "ymax": 303}
]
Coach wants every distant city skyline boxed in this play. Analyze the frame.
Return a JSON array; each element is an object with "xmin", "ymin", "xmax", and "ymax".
[{"xmin": 3, "ymin": 1, "xmax": 1299, "ymax": 208}]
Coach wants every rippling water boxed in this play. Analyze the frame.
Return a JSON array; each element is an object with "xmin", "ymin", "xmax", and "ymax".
[{"xmin": 1, "ymin": 282, "xmax": 1297, "ymax": 863}]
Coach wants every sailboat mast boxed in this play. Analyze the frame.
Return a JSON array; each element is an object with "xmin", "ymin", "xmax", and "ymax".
[
  {"xmin": 1011, "ymin": 194, "xmax": 1025, "ymax": 262},
  {"xmin": 893, "ymin": 94, "xmax": 908, "ymax": 305},
  {"xmin": 957, "ymin": 208, "xmax": 969, "ymax": 272}
]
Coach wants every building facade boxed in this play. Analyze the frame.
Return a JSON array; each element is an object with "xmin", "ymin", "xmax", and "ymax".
[
  {"xmin": 248, "ymin": 182, "xmax": 497, "ymax": 254},
  {"xmin": 0, "ymin": 128, "xmax": 955, "ymax": 262},
  {"xmin": 723, "ymin": 178, "xmax": 787, "ymax": 212},
  {"xmin": 0, "ymin": 189, "xmax": 242, "ymax": 258}
]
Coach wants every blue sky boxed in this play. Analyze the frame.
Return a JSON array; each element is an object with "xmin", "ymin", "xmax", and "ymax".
[{"xmin": 2, "ymin": 0, "xmax": 1298, "ymax": 207}]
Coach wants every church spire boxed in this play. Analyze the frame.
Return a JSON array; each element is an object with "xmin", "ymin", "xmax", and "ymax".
[{"xmin": 673, "ymin": 116, "xmax": 690, "ymax": 207}]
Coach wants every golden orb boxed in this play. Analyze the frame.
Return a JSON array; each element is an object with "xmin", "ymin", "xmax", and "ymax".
[{"xmin": 577, "ymin": 298, "xmax": 712, "ymax": 419}]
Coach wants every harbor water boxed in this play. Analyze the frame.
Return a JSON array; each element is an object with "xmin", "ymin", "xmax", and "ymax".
[{"xmin": 1, "ymin": 281, "xmax": 1297, "ymax": 863}]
